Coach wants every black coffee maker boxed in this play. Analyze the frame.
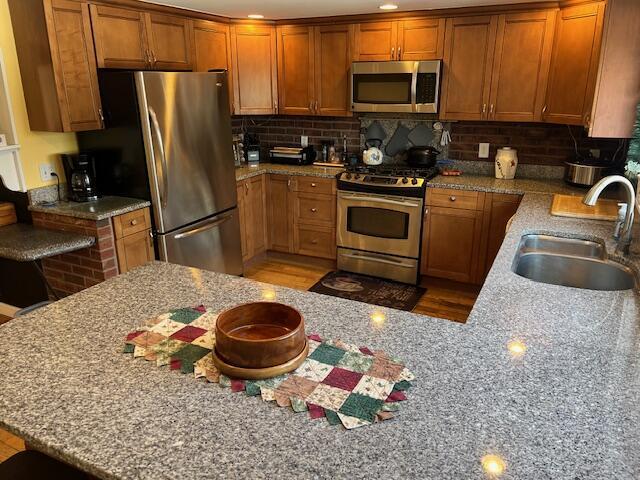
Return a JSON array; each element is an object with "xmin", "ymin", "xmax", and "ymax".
[{"xmin": 61, "ymin": 154, "xmax": 99, "ymax": 202}]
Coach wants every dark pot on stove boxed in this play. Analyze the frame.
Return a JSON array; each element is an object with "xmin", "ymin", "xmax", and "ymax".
[{"xmin": 407, "ymin": 146, "xmax": 440, "ymax": 168}]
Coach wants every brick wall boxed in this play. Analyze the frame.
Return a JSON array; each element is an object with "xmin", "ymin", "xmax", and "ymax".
[
  {"xmin": 233, "ymin": 115, "xmax": 624, "ymax": 167},
  {"xmin": 31, "ymin": 212, "xmax": 118, "ymax": 298},
  {"xmin": 448, "ymin": 122, "xmax": 623, "ymax": 166}
]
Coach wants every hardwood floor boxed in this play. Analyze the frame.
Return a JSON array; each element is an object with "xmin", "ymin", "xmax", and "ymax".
[
  {"xmin": 244, "ymin": 257, "xmax": 480, "ymax": 323},
  {"xmin": 0, "ymin": 428, "xmax": 25, "ymax": 462}
]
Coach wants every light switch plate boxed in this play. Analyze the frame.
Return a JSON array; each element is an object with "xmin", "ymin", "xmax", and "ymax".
[
  {"xmin": 301, "ymin": 135, "xmax": 309, "ymax": 147},
  {"xmin": 39, "ymin": 164, "xmax": 56, "ymax": 182},
  {"xmin": 479, "ymin": 143, "xmax": 490, "ymax": 159}
]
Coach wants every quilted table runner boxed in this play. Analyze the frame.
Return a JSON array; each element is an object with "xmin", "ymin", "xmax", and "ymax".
[{"xmin": 124, "ymin": 306, "xmax": 415, "ymax": 429}]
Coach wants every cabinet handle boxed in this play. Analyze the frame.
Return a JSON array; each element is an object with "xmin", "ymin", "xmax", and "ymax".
[
  {"xmin": 309, "ymin": 101, "xmax": 314, "ymax": 113},
  {"xmin": 449, "ymin": 196, "xmax": 456, "ymax": 202},
  {"xmin": 152, "ymin": 51, "xmax": 157, "ymax": 67},
  {"xmin": 490, "ymin": 104, "xmax": 494, "ymax": 116},
  {"xmin": 149, "ymin": 230, "xmax": 153, "ymax": 247},
  {"xmin": 424, "ymin": 207, "xmax": 429, "ymax": 216},
  {"xmin": 244, "ymin": 183, "xmax": 249, "ymax": 194},
  {"xmin": 311, "ymin": 239, "xmax": 318, "ymax": 245},
  {"xmin": 391, "ymin": 47, "xmax": 395, "ymax": 59},
  {"xmin": 315, "ymin": 100, "xmax": 318, "ymax": 113},
  {"xmin": 311, "ymin": 182, "xmax": 317, "ymax": 187},
  {"xmin": 542, "ymin": 104, "xmax": 548, "ymax": 115},
  {"xmin": 397, "ymin": 46, "xmax": 401, "ymax": 60},
  {"xmin": 482, "ymin": 103, "xmax": 487, "ymax": 115},
  {"xmin": 274, "ymin": 101, "xmax": 278, "ymax": 112},
  {"xmin": 584, "ymin": 112, "xmax": 592, "ymax": 128},
  {"xmin": 130, "ymin": 219, "xmax": 138, "ymax": 226},
  {"xmin": 98, "ymin": 108, "xmax": 105, "ymax": 127},
  {"xmin": 310, "ymin": 208, "xmax": 317, "ymax": 213}
]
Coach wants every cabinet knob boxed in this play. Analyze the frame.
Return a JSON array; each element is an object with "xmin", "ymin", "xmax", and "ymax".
[
  {"xmin": 311, "ymin": 239, "xmax": 318, "ymax": 245},
  {"xmin": 449, "ymin": 196, "xmax": 456, "ymax": 202},
  {"xmin": 311, "ymin": 183, "xmax": 317, "ymax": 187},
  {"xmin": 130, "ymin": 219, "xmax": 138, "ymax": 226},
  {"xmin": 310, "ymin": 208, "xmax": 317, "ymax": 213}
]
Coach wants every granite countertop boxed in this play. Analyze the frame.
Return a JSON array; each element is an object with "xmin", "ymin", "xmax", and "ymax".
[
  {"xmin": 235, "ymin": 163, "xmax": 344, "ymax": 180},
  {"xmin": 0, "ymin": 224, "xmax": 95, "ymax": 261},
  {"xmin": 29, "ymin": 196, "xmax": 151, "ymax": 221},
  {"xmin": 0, "ymin": 188, "xmax": 639, "ymax": 478}
]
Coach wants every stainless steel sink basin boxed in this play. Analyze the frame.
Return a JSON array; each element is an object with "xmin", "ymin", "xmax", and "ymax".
[{"xmin": 512, "ymin": 234, "xmax": 637, "ymax": 291}]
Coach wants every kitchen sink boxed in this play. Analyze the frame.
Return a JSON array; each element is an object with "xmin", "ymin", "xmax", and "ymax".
[{"xmin": 512, "ymin": 234, "xmax": 637, "ymax": 291}]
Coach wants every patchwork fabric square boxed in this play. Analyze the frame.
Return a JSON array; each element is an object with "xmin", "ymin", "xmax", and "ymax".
[
  {"xmin": 308, "ymin": 343, "xmax": 346, "ymax": 366},
  {"xmin": 124, "ymin": 306, "xmax": 414, "ymax": 429}
]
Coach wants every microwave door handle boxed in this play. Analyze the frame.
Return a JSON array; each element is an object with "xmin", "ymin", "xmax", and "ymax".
[
  {"xmin": 340, "ymin": 252, "xmax": 415, "ymax": 268},
  {"xmin": 340, "ymin": 194, "xmax": 420, "ymax": 208},
  {"xmin": 410, "ymin": 61, "xmax": 418, "ymax": 112},
  {"xmin": 148, "ymin": 107, "xmax": 169, "ymax": 209},
  {"xmin": 173, "ymin": 211, "xmax": 233, "ymax": 240}
]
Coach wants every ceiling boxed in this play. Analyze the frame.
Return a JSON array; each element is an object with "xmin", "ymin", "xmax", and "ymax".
[{"xmin": 140, "ymin": 0, "xmax": 538, "ymax": 19}]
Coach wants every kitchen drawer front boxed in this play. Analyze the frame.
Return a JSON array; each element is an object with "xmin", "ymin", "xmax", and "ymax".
[
  {"xmin": 427, "ymin": 188, "xmax": 484, "ymax": 210},
  {"xmin": 296, "ymin": 193, "xmax": 336, "ymax": 225},
  {"xmin": 295, "ymin": 224, "xmax": 336, "ymax": 259},
  {"xmin": 113, "ymin": 208, "xmax": 151, "ymax": 239},
  {"xmin": 293, "ymin": 176, "xmax": 335, "ymax": 195}
]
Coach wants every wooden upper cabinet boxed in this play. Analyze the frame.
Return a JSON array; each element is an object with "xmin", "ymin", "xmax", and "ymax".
[
  {"xmin": 355, "ymin": 22, "xmax": 397, "ymax": 61},
  {"xmin": 543, "ymin": 2, "xmax": 605, "ymax": 125},
  {"xmin": 488, "ymin": 10, "xmax": 556, "ymax": 122},
  {"xmin": 277, "ymin": 26, "xmax": 315, "ymax": 115},
  {"xmin": 231, "ymin": 25, "xmax": 278, "ymax": 115},
  {"xmin": 8, "ymin": 0, "xmax": 103, "ymax": 132},
  {"xmin": 397, "ymin": 18, "xmax": 445, "ymax": 60},
  {"xmin": 90, "ymin": 5, "xmax": 150, "ymax": 69},
  {"xmin": 192, "ymin": 20, "xmax": 233, "ymax": 111},
  {"xmin": 440, "ymin": 15, "xmax": 498, "ymax": 121},
  {"xmin": 145, "ymin": 13, "xmax": 193, "ymax": 71},
  {"xmin": 314, "ymin": 24, "xmax": 354, "ymax": 117}
]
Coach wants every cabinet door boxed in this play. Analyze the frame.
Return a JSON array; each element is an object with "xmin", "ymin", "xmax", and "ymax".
[
  {"xmin": 397, "ymin": 18, "xmax": 445, "ymax": 60},
  {"xmin": 146, "ymin": 14, "xmax": 193, "ymax": 71},
  {"xmin": 247, "ymin": 175, "xmax": 267, "ymax": 257},
  {"xmin": 116, "ymin": 229, "xmax": 155, "ymax": 274},
  {"xmin": 45, "ymin": 0, "xmax": 103, "ymax": 132},
  {"xmin": 422, "ymin": 206, "xmax": 484, "ymax": 284},
  {"xmin": 355, "ymin": 22, "xmax": 398, "ymax": 61},
  {"xmin": 489, "ymin": 10, "xmax": 556, "ymax": 122},
  {"xmin": 440, "ymin": 16, "xmax": 498, "ymax": 121},
  {"xmin": 236, "ymin": 180, "xmax": 249, "ymax": 261},
  {"xmin": 315, "ymin": 24, "xmax": 354, "ymax": 117},
  {"xmin": 90, "ymin": 5, "xmax": 149, "ymax": 69},
  {"xmin": 193, "ymin": 20, "xmax": 233, "ymax": 110},
  {"xmin": 543, "ymin": 2, "xmax": 605, "ymax": 125},
  {"xmin": 231, "ymin": 25, "xmax": 278, "ymax": 115},
  {"xmin": 277, "ymin": 26, "xmax": 315, "ymax": 115},
  {"xmin": 481, "ymin": 193, "xmax": 521, "ymax": 278},
  {"xmin": 267, "ymin": 175, "xmax": 293, "ymax": 253}
]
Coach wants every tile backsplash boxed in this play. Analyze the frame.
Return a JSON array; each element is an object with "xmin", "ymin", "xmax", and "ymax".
[{"xmin": 232, "ymin": 115, "xmax": 625, "ymax": 168}]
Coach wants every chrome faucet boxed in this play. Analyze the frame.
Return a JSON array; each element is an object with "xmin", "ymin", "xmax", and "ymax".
[{"xmin": 583, "ymin": 175, "xmax": 636, "ymax": 255}]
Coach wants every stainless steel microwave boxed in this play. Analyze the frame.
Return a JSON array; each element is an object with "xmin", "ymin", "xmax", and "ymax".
[{"xmin": 351, "ymin": 60, "xmax": 442, "ymax": 113}]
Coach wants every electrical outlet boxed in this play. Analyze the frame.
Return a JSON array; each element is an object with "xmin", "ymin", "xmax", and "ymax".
[
  {"xmin": 301, "ymin": 135, "xmax": 309, "ymax": 147},
  {"xmin": 479, "ymin": 143, "xmax": 490, "ymax": 159},
  {"xmin": 39, "ymin": 164, "xmax": 57, "ymax": 182}
]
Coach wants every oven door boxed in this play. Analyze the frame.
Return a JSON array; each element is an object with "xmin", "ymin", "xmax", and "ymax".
[
  {"xmin": 351, "ymin": 61, "xmax": 416, "ymax": 113},
  {"xmin": 337, "ymin": 191, "xmax": 423, "ymax": 258}
]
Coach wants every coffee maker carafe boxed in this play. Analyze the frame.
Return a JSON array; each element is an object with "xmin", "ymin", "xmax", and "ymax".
[{"xmin": 62, "ymin": 154, "xmax": 99, "ymax": 202}]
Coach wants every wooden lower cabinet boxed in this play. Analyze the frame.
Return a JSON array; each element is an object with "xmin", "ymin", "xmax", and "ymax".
[
  {"xmin": 113, "ymin": 207, "xmax": 155, "ymax": 274},
  {"xmin": 237, "ymin": 176, "xmax": 267, "ymax": 262},
  {"xmin": 421, "ymin": 188, "xmax": 522, "ymax": 284},
  {"xmin": 266, "ymin": 175, "xmax": 293, "ymax": 253}
]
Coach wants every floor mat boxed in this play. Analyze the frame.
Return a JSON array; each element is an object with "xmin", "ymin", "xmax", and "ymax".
[{"xmin": 308, "ymin": 271, "xmax": 425, "ymax": 311}]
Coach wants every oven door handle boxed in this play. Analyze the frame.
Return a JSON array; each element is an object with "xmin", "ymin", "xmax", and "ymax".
[
  {"xmin": 339, "ymin": 194, "xmax": 421, "ymax": 208},
  {"xmin": 339, "ymin": 252, "xmax": 415, "ymax": 268},
  {"xmin": 411, "ymin": 61, "xmax": 418, "ymax": 112}
]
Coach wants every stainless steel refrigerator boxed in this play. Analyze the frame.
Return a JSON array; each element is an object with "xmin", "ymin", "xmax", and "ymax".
[{"xmin": 77, "ymin": 70, "xmax": 243, "ymax": 276}]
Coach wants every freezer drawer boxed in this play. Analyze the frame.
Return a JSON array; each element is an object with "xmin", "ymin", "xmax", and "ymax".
[{"xmin": 157, "ymin": 209, "xmax": 243, "ymax": 276}]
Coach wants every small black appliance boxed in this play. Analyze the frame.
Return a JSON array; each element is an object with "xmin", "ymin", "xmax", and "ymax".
[{"xmin": 61, "ymin": 153, "xmax": 99, "ymax": 202}]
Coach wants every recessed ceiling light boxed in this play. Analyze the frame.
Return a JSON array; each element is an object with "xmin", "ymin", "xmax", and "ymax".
[
  {"xmin": 379, "ymin": 3, "xmax": 398, "ymax": 10},
  {"xmin": 247, "ymin": 14, "xmax": 264, "ymax": 19},
  {"xmin": 481, "ymin": 455, "xmax": 506, "ymax": 476}
]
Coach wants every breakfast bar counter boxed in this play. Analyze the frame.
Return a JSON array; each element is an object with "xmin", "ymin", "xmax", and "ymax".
[{"xmin": 0, "ymin": 191, "xmax": 639, "ymax": 479}]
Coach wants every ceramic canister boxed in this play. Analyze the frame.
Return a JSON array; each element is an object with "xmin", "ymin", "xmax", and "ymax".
[{"xmin": 495, "ymin": 147, "xmax": 518, "ymax": 180}]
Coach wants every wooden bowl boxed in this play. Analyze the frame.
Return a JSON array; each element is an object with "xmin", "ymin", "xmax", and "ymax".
[{"xmin": 215, "ymin": 302, "xmax": 306, "ymax": 369}]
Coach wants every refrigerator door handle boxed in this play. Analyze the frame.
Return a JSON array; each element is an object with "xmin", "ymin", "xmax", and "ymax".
[
  {"xmin": 173, "ymin": 211, "xmax": 234, "ymax": 240},
  {"xmin": 148, "ymin": 107, "xmax": 169, "ymax": 209}
]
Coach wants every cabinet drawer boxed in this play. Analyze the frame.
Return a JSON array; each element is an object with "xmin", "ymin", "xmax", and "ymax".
[
  {"xmin": 294, "ymin": 176, "xmax": 335, "ymax": 195},
  {"xmin": 427, "ymin": 188, "xmax": 483, "ymax": 210},
  {"xmin": 295, "ymin": 225, "xmax": 336, "ymax": 259},
  {"xmin": 113, "ymin": 208, "xmax": 151, "ymax": 239},
  {"xmin": 296, "ymin": 193, "xmax": 335, "ymax": 224}
]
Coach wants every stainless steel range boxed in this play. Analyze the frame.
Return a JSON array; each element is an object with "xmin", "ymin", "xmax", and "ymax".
[{"xmin": 336, "ymin": 165, "xmax": 438, "ymax": 284}]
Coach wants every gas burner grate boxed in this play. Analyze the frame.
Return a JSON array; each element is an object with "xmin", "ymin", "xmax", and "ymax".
[{"xmin": 346, "ymin": 164, "xmax": 439, "ymax": 180}]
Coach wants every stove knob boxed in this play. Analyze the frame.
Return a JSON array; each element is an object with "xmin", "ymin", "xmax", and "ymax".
[
  {"xmin": 354, "ymin": 174, "xmax": 360, "ymax": 180},
  {"xmin": 411, "ymin": 177, "xmax": 418, "ymax": 185},
  {"xmin": 402, "ymin": 177, "xmax": 409, "ymax": 184},
  {"xmin": 345, "ymin": 173, "xmax": 352, "ymax": 180}
]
